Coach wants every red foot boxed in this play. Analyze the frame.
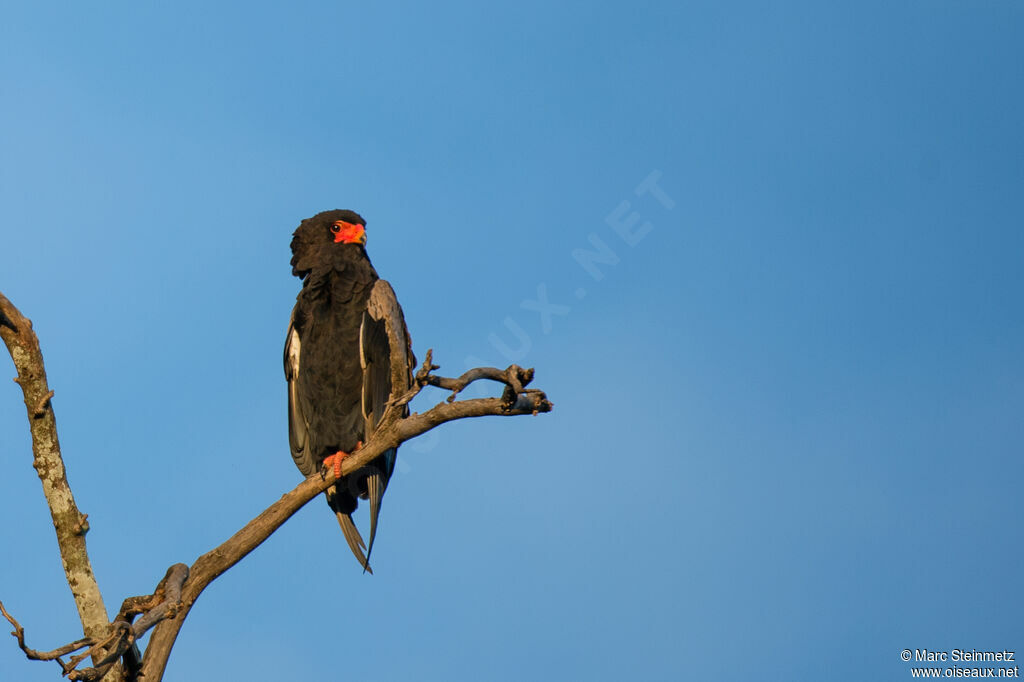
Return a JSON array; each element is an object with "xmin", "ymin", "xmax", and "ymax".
[{"xmin": 323, "ymin": 442, "xmax": 363, "ymax": 479}]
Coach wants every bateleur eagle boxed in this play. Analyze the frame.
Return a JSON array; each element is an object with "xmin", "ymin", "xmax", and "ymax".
[{"xmin": 284, "ymin": 209, "xmax": 414, "ymax": 573}]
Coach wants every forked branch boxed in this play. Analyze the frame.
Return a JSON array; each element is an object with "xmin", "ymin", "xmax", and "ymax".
[
  {"xmin": 140, "ymin": 350, "xmax": 551, "ymax": 679},
  {"xmin": 0, "ymin": 564, "xmax": 188, "ymax": 681},
  {"xmin": 1, "ymin": 290, "xmax": 552, "ymax": 682}
]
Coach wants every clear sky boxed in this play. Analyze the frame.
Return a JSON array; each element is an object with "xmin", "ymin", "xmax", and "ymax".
[{"xmin": 2, "ymin": 2, "xmax": 1022, "ymax": 681}]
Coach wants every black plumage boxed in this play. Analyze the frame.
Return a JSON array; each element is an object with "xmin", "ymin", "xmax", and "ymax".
[{"xmin": 284, "ymin": 209, "xmax": 414, "ymax": 572}]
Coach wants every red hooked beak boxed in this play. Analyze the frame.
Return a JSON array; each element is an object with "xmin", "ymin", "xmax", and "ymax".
[{"xmin": 333, "ymin": 221, "xmax": 367, "ymax": 245}]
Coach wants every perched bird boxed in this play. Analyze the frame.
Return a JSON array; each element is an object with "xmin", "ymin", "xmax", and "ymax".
[{"xmin": 284, "ymin": 209, "xmax": 414, "ymax": 573}]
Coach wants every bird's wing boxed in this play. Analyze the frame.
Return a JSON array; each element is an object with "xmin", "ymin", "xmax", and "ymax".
[
  {"xmin": 289, "ymin": 303, "xmax": 373, "ymax": 568},
  {"xmin": 285, "ymin": 307, "xmax": 317, "ymax": 477},
  {"xmin": 359, "ymin": 279, "xmax": 415, "ymax": 568}
]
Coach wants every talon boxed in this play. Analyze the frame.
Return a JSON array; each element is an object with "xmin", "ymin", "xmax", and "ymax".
[
  {"xmin": 322, "ymin": 443, "xmax": 364, "ymax": 479},
  {"xmin": 323, "ymin": 451, "xmax": 348, "ymax": 479}
]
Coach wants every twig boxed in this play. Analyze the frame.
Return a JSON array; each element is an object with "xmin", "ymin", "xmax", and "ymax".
[
  {"xmin": 0, "ymin": 600, "xmax": 93, "ymax": 668},
  {"xmin": 424, "ymin": 363, "xmax": 533, "ymax": 404},
  {"xmin": 392, "ymin": 350, "xmax": 537, "ymax": 408},
  {"xmin": 33, "ymin": 388, "xmax": 55, "ymax": 417},
  {"xmin": 65, "ymin": 627, "xmax": 126, "ymax": 680}
]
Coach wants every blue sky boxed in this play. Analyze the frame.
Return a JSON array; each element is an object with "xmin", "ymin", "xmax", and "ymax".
[{"xmin": 2, "ymin": 2, "xmax": 1022, "ymax": 680}]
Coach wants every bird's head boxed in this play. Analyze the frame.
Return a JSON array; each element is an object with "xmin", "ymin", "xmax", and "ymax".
[{"xmin": 290, "ymin": 209, "xmax": 368, "ymax": 278}]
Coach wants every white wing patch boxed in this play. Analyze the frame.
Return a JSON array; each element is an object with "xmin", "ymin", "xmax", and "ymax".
[
  {"xmin": 359, "ymin": 313, "xmax": 368, "ymax": 370},
  {"xmin": 286, "ymin": 326, "xmax": 301, "ymax": 378}
]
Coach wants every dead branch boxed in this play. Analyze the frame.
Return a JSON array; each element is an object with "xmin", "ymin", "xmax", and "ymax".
[
  {"xmin": 0, "ymin": 601, "xmax": 93, "ymax": 665},
  {"xmin": 67, "ymin": 564, "xmax": 189, "ymax": 682},
  {"xmin": 1, "ymin": 289, "xmax": 552, "ymax": 682},
  {"xmin": 393, "ymin": 349, "xmax": 536, "ymax": 408},
  {"xmin": 0, "ymin": 565, "xmax": 188, "ymax": 681},
  {"xmin": 0, "ymin": 293, "xmax": 116, "ymax": 677},
  {"xmin": 140, "ymin": 355, "xmax": 551, "ymax": 680}
]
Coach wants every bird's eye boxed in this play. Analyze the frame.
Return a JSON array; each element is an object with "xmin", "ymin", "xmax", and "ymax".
[{"xmin": 331, "ymin": 223, "xmax": 341, "ymax": 233}]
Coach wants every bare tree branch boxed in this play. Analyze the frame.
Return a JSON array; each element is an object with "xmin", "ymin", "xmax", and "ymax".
[
  {"xmin": 0, "ymin": 292, "xmax": 117, "ymax": 677},
  {"xmin": 0, "ymin": 600, "xmax": 93, "ymax": 665},
  {"xmin": 2, "ymin": 290, "xmax": 552, "ymax": 682},
  {"xmin": 0, "ymin": 565, "xmax": 189, "ymax": 681},
  {"xmin": 140, "ymin": 358, "xmax": 551, "ymax": 680},
  {"xmin": 64, "ymin": 564, "xmax": 189, "ymax": 682}
]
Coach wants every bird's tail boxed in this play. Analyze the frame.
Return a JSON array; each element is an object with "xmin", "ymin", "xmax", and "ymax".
[
  {"xmin": 336, "ymin": 512, "xmax": 373, "ymax": 575},
  {"xmin": 364, "ymin": 470, "xmax": 384, "ymax": 574},
  {"xmin": 327, "ymin": 484, "xmax": 373, "ymax": 574}
]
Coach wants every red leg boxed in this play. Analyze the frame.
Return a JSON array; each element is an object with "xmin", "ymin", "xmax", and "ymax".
[{"xmin": 322, "ymin": 442, "xmax": 363, "ymax": 479}]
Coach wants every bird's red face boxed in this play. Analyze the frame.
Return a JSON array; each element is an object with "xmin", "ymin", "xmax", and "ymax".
[{"xmin": 332, "ymin": 220, "xmax": 366, "ymax": 245}]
